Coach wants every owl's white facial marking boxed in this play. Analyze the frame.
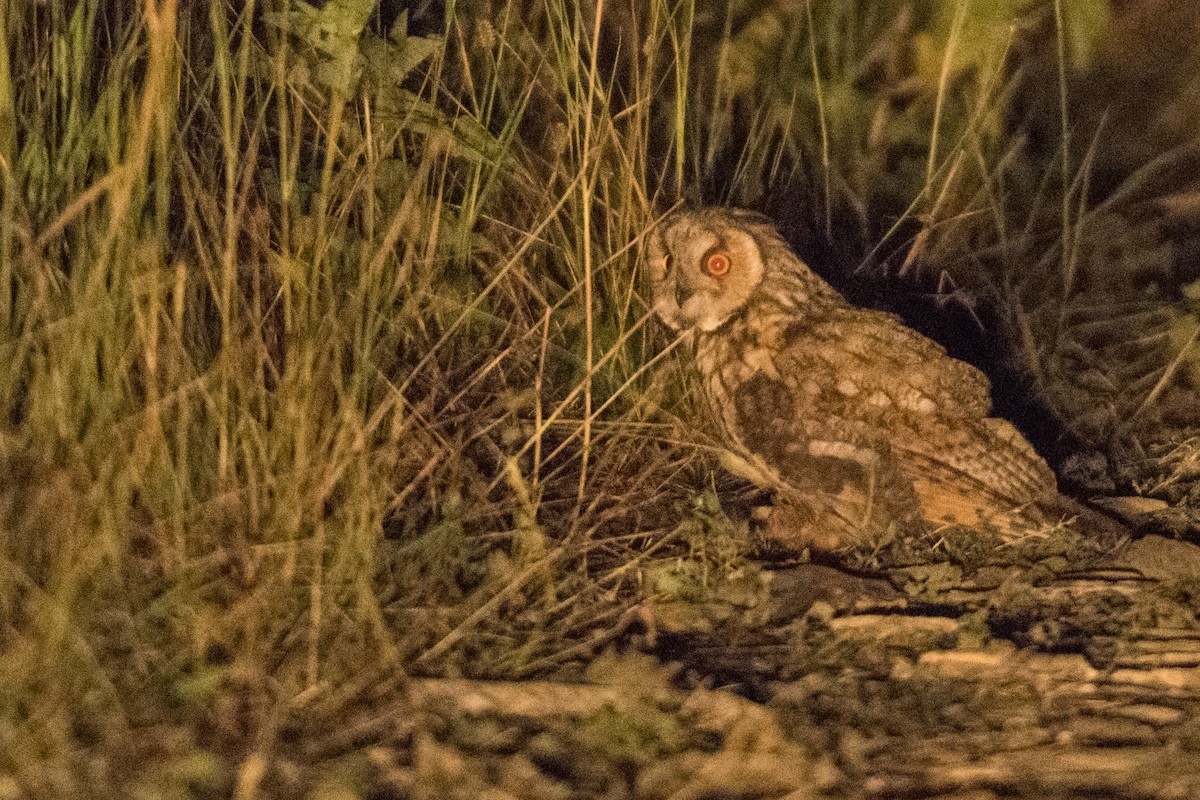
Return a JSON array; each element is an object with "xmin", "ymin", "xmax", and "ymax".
[{"xmin": 648, "ymin": 211, "xmax": 767, "ymax": 333}]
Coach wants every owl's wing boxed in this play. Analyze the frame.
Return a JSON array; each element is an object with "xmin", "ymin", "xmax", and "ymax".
[
  {"xmin": 773, "ymin": 309, "xmax": 1057, "ymax": 523},
  {"xmin": 775, "ymin": 307, "xmax": 994, "ymax": 418},
  {"xmin": 898, "ymin": 416, "xmax": 1058, "ymax": 529},
  {"xmin": 729, "ymin": 369, "xmax": 924, "ymax": 547}
]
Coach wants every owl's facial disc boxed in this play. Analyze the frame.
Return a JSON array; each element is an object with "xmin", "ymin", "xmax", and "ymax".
[{"xmin": 649, "ymin": 215, "xmax": 765, "ymax": 333}]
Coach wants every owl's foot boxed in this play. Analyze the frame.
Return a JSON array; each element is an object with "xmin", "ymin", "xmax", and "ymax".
[{"xmin": 749, "ymin": 497, "xmax": 863, "ymax": 554}]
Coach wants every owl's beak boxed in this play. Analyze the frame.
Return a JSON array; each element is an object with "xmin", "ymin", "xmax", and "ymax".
[{"xmin": 673, "ymin": 283, "xmax": 691, "ymax": 310}]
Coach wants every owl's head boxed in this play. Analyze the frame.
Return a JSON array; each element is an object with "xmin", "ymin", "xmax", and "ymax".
[{"xmin": 647, "ymin": 207, "xmax": 778, "ymax": 333}]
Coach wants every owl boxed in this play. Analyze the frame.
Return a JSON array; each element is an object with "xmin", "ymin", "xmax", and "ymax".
[{"xmin": 648, "ymin": 207, "xmax": 1059, "ymax": 551}]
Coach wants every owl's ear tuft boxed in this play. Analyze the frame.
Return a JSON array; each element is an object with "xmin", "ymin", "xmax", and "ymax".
[{"xmin": 727, "ymin": 208, "xmax": 777, "ymax": 229}]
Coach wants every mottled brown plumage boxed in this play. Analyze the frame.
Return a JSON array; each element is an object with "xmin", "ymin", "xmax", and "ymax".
[{"xmin": 649, "ymin": 207, "xmax": 1058, "ymax": 550}]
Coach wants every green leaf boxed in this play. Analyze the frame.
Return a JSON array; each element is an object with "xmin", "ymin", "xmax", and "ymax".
[
  {"xmin": 387, "ymin": 9, "xmax": 443, "ymax": 77},
  {"xmin": 360, "ymin": 32, "xmax": 443, "ymax": 89},
  {"xmin": 264, "ymin": 0, "xmax": 376, "ymax": 94}
]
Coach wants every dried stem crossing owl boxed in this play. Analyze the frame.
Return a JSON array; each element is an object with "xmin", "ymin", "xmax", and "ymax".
[{"xmin": 649, "ymin": 207, "xmax": 1059, "ymax": 550}]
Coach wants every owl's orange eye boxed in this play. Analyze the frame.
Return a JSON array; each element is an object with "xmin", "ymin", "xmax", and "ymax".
[{"xmin": 704, "ymin": 252, "xmax": 730, "ymax": 276}]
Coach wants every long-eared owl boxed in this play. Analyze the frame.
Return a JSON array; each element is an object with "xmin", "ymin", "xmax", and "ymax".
[{"xmin": 648, "ymin": 207, "xmax": 1058, "ymax": 550}]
